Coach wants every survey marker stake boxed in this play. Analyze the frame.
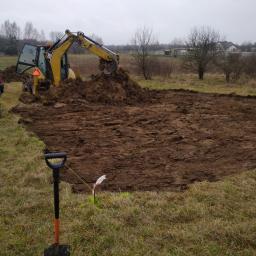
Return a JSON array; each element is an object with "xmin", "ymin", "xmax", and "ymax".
[{"xmin": 44, "ymin": 152, "xmax": 71, "ymax": 256}]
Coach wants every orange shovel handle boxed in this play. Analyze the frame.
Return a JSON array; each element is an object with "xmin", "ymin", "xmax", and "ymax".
[{"xmin": 54, "ymin": 218, "xmax": 60, "ymax": 244}]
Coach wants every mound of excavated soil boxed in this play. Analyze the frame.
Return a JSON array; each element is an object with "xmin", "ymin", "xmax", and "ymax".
[
  {"xmin": 36, "ymin": 68, "xmax": 154, "ymax": 105},
  {"xmin": 59, "ymin": 69, "xmax": 149, "ymax": 104},
  {"xmin": 0, "ymin": 66, "xmax": 30, "ymax": 83}
]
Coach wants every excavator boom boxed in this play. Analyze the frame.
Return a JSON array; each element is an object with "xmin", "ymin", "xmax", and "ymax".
[
  {"xmin": 74, "ymin": 30, "xmax": 119, "ymax": 75},
  {"xmin": 46, "ymin": 32, "xmax": 77, "ymax": 86},
  {"xmin": 47, "ymin": 30, "xmax": 119, "ymax": 86}
]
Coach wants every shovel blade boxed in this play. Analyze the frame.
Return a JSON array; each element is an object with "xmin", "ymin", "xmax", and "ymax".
[{"xmin": 44, "ymin": 244, "xmax": 70, "ymax": 256}]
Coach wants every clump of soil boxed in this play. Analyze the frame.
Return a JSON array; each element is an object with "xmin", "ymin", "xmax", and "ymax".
[
  {"xmin": 40, "ymin": 68, "xmax": 153, "ymax": 105},
  {"xmin": 0, "ymin": 66, "xmax": 30, "ymax": 83},
  {"xmin": 19, "ymin": 92, "xmax": 38, "ymax": 104},
  {"xmin": 62, "ymin": 69, "xmax": 148, "ymax": 104}
]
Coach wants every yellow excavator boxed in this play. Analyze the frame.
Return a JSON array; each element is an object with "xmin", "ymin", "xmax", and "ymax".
[{"xmin": 16, "ymin": 29, "xmax": 119, "ymax": 94}]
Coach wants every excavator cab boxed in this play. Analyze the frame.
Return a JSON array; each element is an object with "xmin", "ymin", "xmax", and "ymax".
[{"xmin": 16, "ymin": 44, "xmax": 69, "ymax": 80}]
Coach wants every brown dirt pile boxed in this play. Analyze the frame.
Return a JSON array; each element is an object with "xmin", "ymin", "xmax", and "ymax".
[
  {"xmin": 0, "ymin": 66, "xmax": 30, "ymax": 83},
  {"xmin": 36, "ymin": 68, "xmax": 154, "ymax": 105}
]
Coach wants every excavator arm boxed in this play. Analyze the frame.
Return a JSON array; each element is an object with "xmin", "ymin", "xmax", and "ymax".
[
  {"xmin": 48, "ymin": 30, "xmax": 119, "ymax": 85},
  {"xmin": 47, "ymin": 32, "xmax": 77, "ymax": 86},
  {"xmin": 76, "ymin": 31, "xmax": 119, "ymax": 74}
]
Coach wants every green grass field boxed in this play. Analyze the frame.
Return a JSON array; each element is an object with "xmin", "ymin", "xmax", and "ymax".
[
  {"xmin": 0, "ymin": 56, "xmax": 17, "ymax": 70},
  {"xmin": 1, "ymin": 57, "xmax": 256, "ymax": 255},
  {"xmin": 138, "ymin": 74, "xmax": 256, "ymax": 96}
]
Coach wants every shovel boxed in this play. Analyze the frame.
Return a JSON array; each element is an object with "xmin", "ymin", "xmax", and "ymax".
[{"xmin": 44, "ymin": 152, "xmax": 70, "ymax": 256}]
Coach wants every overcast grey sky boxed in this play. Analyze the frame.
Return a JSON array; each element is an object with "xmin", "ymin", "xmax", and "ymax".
[{"xmin": 1, "ymin": 0, "xmax": 255, "ymax": 44}]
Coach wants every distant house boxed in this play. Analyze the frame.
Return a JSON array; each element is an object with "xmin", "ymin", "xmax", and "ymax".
[
  {"xmin": 164, "ymin": 48, "xmax": 188, "ymax": 57},
  {"xmin": 164, "ymin": 41, "xmax": 242, "ymax": 57},
  {"xmin": 150, "ymin": 50, "xmax": 165, "ymax": 56},
  {"xmin": 218, "ymin": 41, "xmax": 241, "ymax": 53},
  {"xmin": 226, "ymin": 45, "xmax": 239, "ymax": 52}
]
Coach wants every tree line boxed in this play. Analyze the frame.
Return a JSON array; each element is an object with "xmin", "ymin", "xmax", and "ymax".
[
  {"xmin": 0, "ymin": 20, "xmax": 46, "ymax": 55},
  {"xmin": 132, "ymin": 26, "xmax": 256, "ymax": 81},
  {"xmin": 1, "ymin": 20, "xmax": 256, "ymax": 82},
  {"xmin": 0, "ymin": 20, "xmax": 106, "ymax": 55}
]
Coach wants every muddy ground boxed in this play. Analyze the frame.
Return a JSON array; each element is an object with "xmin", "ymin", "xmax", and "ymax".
[
  {"xmin": 13, "ymin": 72, "xmax": 256, "ymax": 192},
  {"xmin": 0, "ymin": 66, "xmax": 29, "ymax": 83}
]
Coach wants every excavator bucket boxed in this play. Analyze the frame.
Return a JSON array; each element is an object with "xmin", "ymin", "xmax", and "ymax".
[{"xmin": 99, "ymin": 59, "xmax": 118, "ymax": 75}]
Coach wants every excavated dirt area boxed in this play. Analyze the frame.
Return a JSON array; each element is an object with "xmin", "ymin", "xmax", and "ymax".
[{"xmin": 13, "ymin": 70, "xmax": 256, "ymax": 192}]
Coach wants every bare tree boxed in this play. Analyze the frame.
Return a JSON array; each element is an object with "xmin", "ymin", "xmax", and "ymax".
[
  {"xmin": 0, "ymin": 20, "xmax": 21, "ymax": 40},
  {"xmin": 39, "ymin": 29, "xmax": 46, "ymax": 42},
  {"xmin": 216, "ymin": 53, "xmax": 244, "ymax": 82},
  {"xmin": 0, "ymin": 20, "xmax": 21, "ymax": 55},
  {"xmin": 23, "ymin": 22, "xmax": 40, "ymax": 40},
  {"xmin": 132, "ymin": 27, "xmax": 157, "ymax": 80},
  {"xmin": 244, "ymin": 54, "xmax": 256, "ymax": 78},
  {"xmin": 186, "ymin": 26, "xmax": 220, "ymax": 80}
]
